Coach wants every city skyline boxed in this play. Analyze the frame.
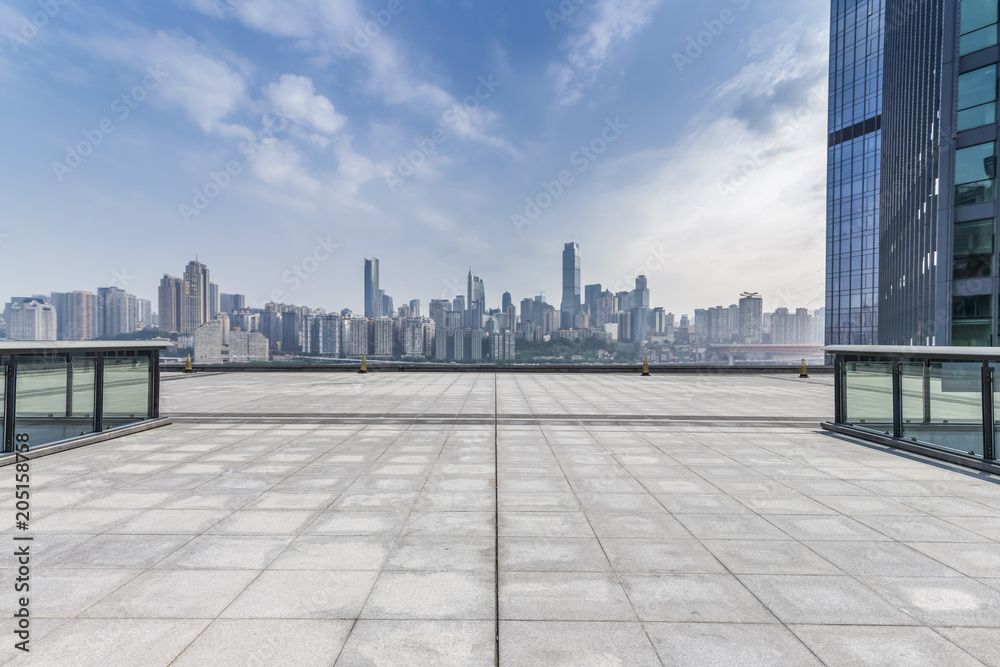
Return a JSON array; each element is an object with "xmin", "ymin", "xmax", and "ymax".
[{"xmin": 1, "ymin": 0, "xmax": 829, "ymax": 318}]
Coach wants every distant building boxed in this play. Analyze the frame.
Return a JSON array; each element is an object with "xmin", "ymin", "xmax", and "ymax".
[
  {"xmin": 364, "ymin": 258, "xmax": 380, "ymax": 318},
  {"xmin": 97, "ymin": 286, "xmax": 138, "ymax": 337},
  {"xmin": 373, "ymin": 317, "xmax": 394, "ymax": 356},
  {"xmin": 403, "ymin": 319, "xmax": 424, "ymax": 356},
  {"xmin": 7, "ymin": 299, "xmax": 56, "ymax": 341},
  {"xmin": 491, "ymin": 330, "xmax": 516, "ymax": 361},
  {"xmin": 470, "ymin": 329, "xmax": 484, "ymax": 361},
  {"xmin": 158, "ymin": 274, "xmax": 183, "ymax": 333},
  {"xmin": 194, "ymin": 320, "xmax": 224, "ymax": 364},
  {"xmin": 220, "ymin": 293, "xmax": 245, "ymax": 314},
  {"xmin": 408, "ymin": 299, "xmax": 421, "ymax": 318},
  {"xmin": 229, "ymin": 331, "xmax": 269, "ymax": 363},
  {"xmin": 181, "ymin": 260, "xmax": 210, "ymax": 334},
  {"xmin": 50, "ymin": 291, "xmax": 96, "ymax": 341},
  {"xmin": 560, "ymin": 242, "xmax": 581, "ymax": 328},
  {"xmin": 739, "ymin": 293, "xmax": 763, "ymax": 344}
]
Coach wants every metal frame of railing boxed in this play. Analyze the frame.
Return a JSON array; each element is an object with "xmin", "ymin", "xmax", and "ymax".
[
  {"xmin": 825, "ymin": 345, "xmax": 1000, "ymax": 472},
  {"xmin": 0, "ymin": 342, "xmax": 166, "ymax": 455}
]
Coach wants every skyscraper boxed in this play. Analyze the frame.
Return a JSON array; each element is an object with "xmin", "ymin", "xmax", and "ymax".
[
  {"xmin": 181, "ymin": 260, "xmax": 210, "ymax": 334},
  {"xmin": 879, "ymin": 0, "xmax": 996, "ymax": 345},
  {"xmin": 409, "ymin": 299, "xmax": 421, "ymax": 318},
  {"xmin": 50, "ymin": 291, "xmax": 96, "ymax": 341},
  {"xmin": 467, "ymin": 270, "xmax": 485, "ymax": 308},
  {"xmin": 364, "ymin": 258, "xmax": 380, "ymax": 318},
  {"xmin": 584, "ymin": 284, "xmax": 602, "ymax": 319},
  {"xmin": 158, "ymin": 274, "xmax": 183, "ymax": 333},
  {"xmin": 560, "ymin": 242, "xmax": 581, "ymax": 329},
  {"xmin": 824, "ymin": 0, "xmax": 884, "ymax": 345},
  {"xmin": 738, "ymin": 292, "xmax": 763, "ymax": 344},
  {"xmin": 502, "ymin": 291, "xmax": 512, "ymax": 312},
  {"xmin": 97, "ymin": 286, "xmax": 138, "ymax": 337}
]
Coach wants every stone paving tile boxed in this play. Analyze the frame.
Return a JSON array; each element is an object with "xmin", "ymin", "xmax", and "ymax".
[{"xmin": 13, "ymin": 373, "xmax": 1000, "ymax": 664}]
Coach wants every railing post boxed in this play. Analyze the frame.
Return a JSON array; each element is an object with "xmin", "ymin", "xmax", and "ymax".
[
  {"xmin": 983, "ymin": 362, "xmax": 995, "ymax": 460},
  {"xmin": 3, "ymin": 357, "xmax": 15, "ymax": 454},
  {"xmin": 922, "ymin": 359, "xmax": 931, "ymax": 424},
  {"xmin": 834, "ymin": 357, "xmax": 845, "ymax": 423},
  {"xmin": 94, "ymin": 354, "xmax": 105, "ymax": 433},
  {"xmin": 149, "ymin": 351, "xmax": 159, "ymax": 419},
  {"xmin": 66, "ymin": 354, "xmax": 74, "ymax": 418},
  {"xmin": 892, "ymin": 358, "xmax": 903, "ymax": 439}
]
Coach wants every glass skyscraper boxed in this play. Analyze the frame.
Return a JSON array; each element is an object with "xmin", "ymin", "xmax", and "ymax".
[
  {"xmin": 364, "ymin": 257, "xmax": 380, "ymax": 319},
  {"xmin": 825, "ymin": 0, "xmax": 885, "ymax": 345},
  {"xmin": 561, "ymin": 242, "xmax": 581, "ymax": 329}
]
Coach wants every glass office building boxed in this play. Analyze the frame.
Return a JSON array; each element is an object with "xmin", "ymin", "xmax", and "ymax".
[
  {"xmin": 879, "ymin": 0, "xmax": 999, "ymax": 346},
  {"xmin": 826, "ymin": 0, "xmax": 885, "ymax": 345}
]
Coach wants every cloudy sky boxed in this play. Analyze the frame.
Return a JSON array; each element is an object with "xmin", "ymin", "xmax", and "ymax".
[{"xmin": 0, "ymin": 0, "xmax": 830, "ymax": 317}]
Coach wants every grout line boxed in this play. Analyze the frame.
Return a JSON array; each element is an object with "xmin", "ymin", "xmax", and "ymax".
[{"xmin": 494, "ymin": 372, "xmax": 501, "ymax": 667}]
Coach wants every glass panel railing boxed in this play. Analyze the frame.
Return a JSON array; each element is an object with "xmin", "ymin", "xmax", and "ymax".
[
  {"xmin": 103, "ymin": 355, "xmax": 151, "ymax": 429},
  {"xmin": 844, "ymin": 361, "xmax": 894, "ymax": 432},
  {"xmin": 901, "ymin": 362, "xmax": 984, "ymax": 456},
  {"xmin": 13, "ymin": 355, "xmax": 92, "ymax": 447},
  {"xmin": 0, "ymin": 357, "xmax": 5, "ymax": 447}
]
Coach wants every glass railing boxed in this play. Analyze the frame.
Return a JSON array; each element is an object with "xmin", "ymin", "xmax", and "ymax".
[
  {"xmin": 0, "ymin": 342, "xmax": 165, "ymax": 454},
  {"xmin": 828, "ymin": 346, "xmax": 1000, "ymax": 465}
]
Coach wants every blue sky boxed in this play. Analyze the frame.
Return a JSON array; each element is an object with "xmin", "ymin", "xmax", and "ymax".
[{"xmin": 0, "ymin": 0, "xmax": 830, "ymax": 316}]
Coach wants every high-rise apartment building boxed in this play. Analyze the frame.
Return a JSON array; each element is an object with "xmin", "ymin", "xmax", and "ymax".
[
  {"xmin": 50, "ymin": 291, "xmax": 96, "ymax": 340},
  {"xmin": 373, "ymin": 317, "xmax": 394, "ymax": 356},
  {"xmin": 97, "ymin": 286, "xmax": 138, "ymax": 337},
  {"xmin": 408, "ymin": 299, "xmax": 421, "ymax": 318},
  {"xmin": 364, "ymin": 258, "xmax": 380, "ymax": 318},
  {"xmin": 209, "ymin": 282, "xmax": 220, "ymax": 320},
  {"xmin": 158, "ymin": 275, "xmax": 183, "ymax": 333},
  {"xmin": 181, "ymin": 260, "xmax": 210, "ymax": 334},
  {"xmin": 561, "ymin": 242, "xmax": 581, "ymax": 329},
  {"xmin": 220, "ymin": 293, "xmax": 246, "ymax": 314},
  {"xmin": 825, "ymin": 0, "xmax": 884, "ymax": 345},
  {"xmin": 7, "ymin": 299, "xmax": 56, "ymax": 341},
  {"xmin": 229, "ymin": 331, "xmax": 270, "ymax": 363},
  {"xmin": 739, "ymin": 292, "xmax": 764, "ymax": 344}
]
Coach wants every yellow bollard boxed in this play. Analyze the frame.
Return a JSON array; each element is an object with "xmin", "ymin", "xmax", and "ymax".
[
  {"xmin": 359, "ymin": 354, "xmax": 368, "ymax": 374},
  {"xmin": 642, "ymin": 357, "xmax": 650, "ymax": 377},
  {"xmin": 184, "ymin": 354, "xmax": 193, "ymax": 374},
  {"xmin": 799, "ymin": 358, "xmax": 809, "ymax": 379}
]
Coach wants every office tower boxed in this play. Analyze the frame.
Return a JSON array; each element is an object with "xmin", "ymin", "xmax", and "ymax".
[
  {"xmin": 158, "ymin": 275, "xmax": 183, "ymax": 333},
  {"xmin": 825, "ymin": 0, "xmax": 884, "ymax": 345},
  {"xmin": 520, "ymin": 298, "xmax": 535, "ymax": 327},
  {"xmin": 738, "ymin": 292, "xmax": 764, "ymax": 344},
  {"xmin": 633, "ymin": 276, "xmax": 650, "ymax": 308},
  {"xmin": 467, "ymin": 270, "xmax": 485, "ymax": 309},
  {"xmin": 615, "ymin": 311, "xmax": 631, "ymax": 342},
  {"xmin": 380, "ymin": 293, "xmax": 394, "ymax": 320},
  {"xmin": 7, "ymin": 299, "xmax": 57, "ymax": 341},
  {"xmin": 502, "ymin": 291, "xmax": 512, "ymax": 312},
  {"xmin": 429, "ymin": 299, "xmax": 449, "ymax": 329},
  {"xmin": 220, "ymin": 293, "xmax": 246, "ymax": 315},
  {"xmin": 502, "ymin": 304, "xmax": 516, "ymax": 330},
  {"xmin": 470, "ymin": 328, "xmax": 484, "ymax": 360},
  {"xmin": 97, "ymin": 286, "xmax": 138, "ymax": 337},
  {"xmin": 259, "ymin": 310, "xmax": 282, "ymax": 350},
  {"xmin": 653, "ymin": 307, "xmax": 666, "ymax": 334},
  {"xmin": 445, "ymin": 311, "xmax": 462, "ymax": 332},
  {"xmin": 364, "ymin": 257, "xmax": 380, "ymax": 318},
  {"xmin": 595, "ymin": 291, "xmax": 616, "ymax": 329},
  {"xmin": 434, "ymin": 327, "xmax": 448, "ymax": 360},
  {"xmin": 281, "ymin": 310, "xmax": 302, "ymax": 353},
  {"xmin": 616, "ymin": 290, "xmax": 632, "ymax": 313},
  {"xmin": 209, "ymin": 282, "xmax": 220, "ymax": 319},
  {"xmin": 409, "ymin": 299, "xmax": 421, "ymax": 318},
  {"xmin": 452, "ymin": 295, "xmax": 466, "ymax": 314},
  {"xmin": 879, "ymin": 0, "xmax": 1000, "ymax": 345},
  {"xmin": 193, "ymin": 320, "xmax": 224, "ymax": 364},
  {"xmin": 584, "ymin": 284, "xmax": 602, "ymax": 318},
  {"xmin": 561, "ymin": 242, "xmax": 581, "ymax": 328},
  {"xmin": 631, "ymin": 307, "xmax": 651, "ymax": 343},
  {"xmin": 181, "ymin": 260, "xmax": 210, "ymax": 334},
  {"xmin": 50, "ymin": 291, "xmax": 96, "ymax": 340},
  {"xmin": 373, "ymin": 317, "xmax": 394, "ymax": 356},
  {"xmin": 229, "ymin": 331, "xmax": 269, "ymax": 362}
]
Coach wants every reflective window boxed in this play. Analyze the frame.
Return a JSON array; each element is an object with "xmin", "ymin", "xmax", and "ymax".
[
  {"xmin": 953, "ymin": 294, "xmax": 992, "ymax": 345},
  {"xmin": 961, "ymin": 0, "xmax": 999, "ymax": 55},
  {"xmin": 103, "ymin": 355, "xmax": 151, "ymax": 429},
  {"xmin": 953, "ymin": 219, "xmax": 994, "ymax": 280},
  {"xmin": 957, "ymin": 65, "xmax": 998, "ymax": 131},
  {"xmin": 955, "ymin": 142, "xmax": 997, "ymax": 205}
]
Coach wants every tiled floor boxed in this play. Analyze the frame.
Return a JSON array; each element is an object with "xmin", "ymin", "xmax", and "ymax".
[{"xmin": 2, "ymin": 372, "xmax": 1000, "ymax": 665}]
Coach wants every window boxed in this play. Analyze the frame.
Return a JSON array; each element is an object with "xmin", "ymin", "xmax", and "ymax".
[
  {"xmin": 961, "ymin": 0, "xmax": 999, "ymax": 55},
  {"xmin": 953, "ymin": 219, "xmax": 994, "ymax": 280},
  {"xmin": 958, "ymin": 65, "xmax": 998, "ymax": 131},
  {"xmin": 955, "ymin": 142, "xmax": 997, "ymax": 205},
  {"xmin": 953, "ymin": 294, "xmax": 992, "ymax": 346}
]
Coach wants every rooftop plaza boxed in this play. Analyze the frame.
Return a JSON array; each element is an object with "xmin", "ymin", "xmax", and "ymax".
[{"xmin": 3, "ymin": 369, "xmax": 1000, "ymax": 665}]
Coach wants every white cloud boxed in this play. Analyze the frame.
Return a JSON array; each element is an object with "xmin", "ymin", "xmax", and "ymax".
[
  {"xmin": 264, "ymin": 74, "xmax": 346, "ymax": 135},
  {"xmin": 85, "ymin": 28, "xmax": 252, "ymax": 137},
  {"xmin": 251, "ymin": 138, "xmax": 322, "ymax": 192},
  {"xmin": 551, "ymin": 0, "xmax": 662, "ymax": 104}
]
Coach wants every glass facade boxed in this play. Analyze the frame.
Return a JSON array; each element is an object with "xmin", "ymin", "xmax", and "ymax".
[
  {"xmin": 0, "ymin": 345, "xmax": 162, "ymax": 454},
  {"xmin": 826, "ymin": 0, "xmax": 884, "ymax": 346}
]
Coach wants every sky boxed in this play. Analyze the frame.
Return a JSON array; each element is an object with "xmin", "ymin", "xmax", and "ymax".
[{"xmin": 0, "ymin": 0, "xmax": 831, "ymax": 317}]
